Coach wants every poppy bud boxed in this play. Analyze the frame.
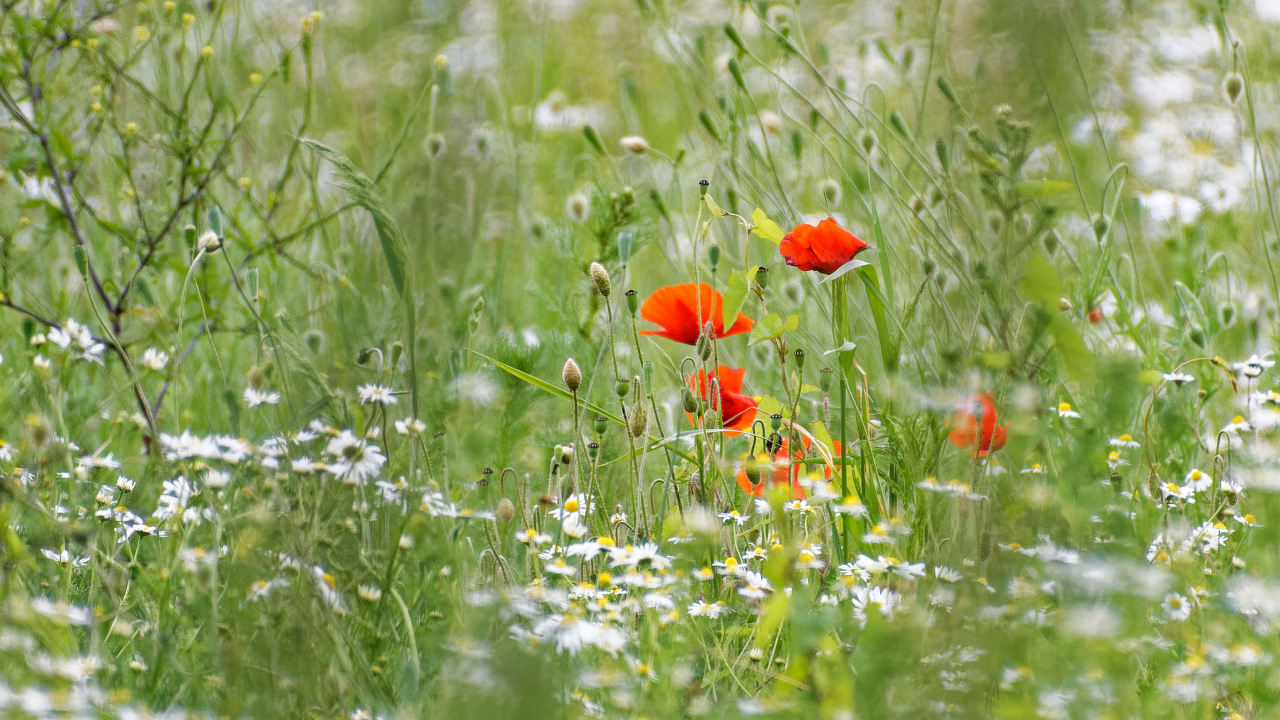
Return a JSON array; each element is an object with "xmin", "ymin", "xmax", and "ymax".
[
  {"xmin": 937, "ymin": 75, "xmax": 958, "ymax": 104},
  {"xmin": 819, "ymin": 179, "xmax": 841, "ymax": 205},
  {"xmin": 1058, "ymin": 298, "xmax": 1073, "ymax": 312},
  {"xmin": 819, "ymin": 367, "xmax": 833, "ymax": 393},
  {"xmin": 425, "ymin": 133, "xmax": 446, "ymax": 159},
  {"xmin": 698, "ymin": 111, "xmax": 721, "ymax": 142},
  {"xmin": 1043, "ymin": 231, "xmax": 1060, "ymax": 254},
  {"xmin": 1190, "ymin": 328, "xmax": 1205, "ymax": 348},
  {"xmin": 1221, "ymin": 305, "xmax": 1236, "ymax": 326},
  {"xmin": 562, "ymin": 358, "xmax": 582, "ymax": 392},
  {"xmin": 889, "ymin": 111, "xmax": 911, "ymax": 140},
  {"xmin": 390, "ymin": 341, "xmax": 404, "ymax": 367},
  {"xmin": 615, "ymin": 379, "xmax": 630, "ymax": 398},
  {"xmin": 921, "ymin": 258, "xmax": 937, "ymax": 277},
  {"xmin": 755, "ymin": 266, "xmax": 769, "ymax": 290},
  {"xmin": 769, "ymin": 413, "xmax": 782, "ymax": 431},
  {"xmin": 357, "ymin": 347, "xmax": 376, "ymax": 365},
  {"xmin": 183, "ymin": 224, "xmax": 198, "ymax": 248},
  {"xmin": 859, "ymin": 130, "xmax": 877, "ymax": 154},
  {"xmin": 589, "ymin": 262, "xmax": 611, "ymax": 297},
  {"xmin": 1225, "ymin": 73, "xmax": 1243, "ymax": 104},
  {"xmin": 566, "ymin": 193, "xmax": 590, "ymax": 223},
  {"xmin": 247, "ymin": 364, "xmax": 266, "ymax": 390},
  {"xmin": 558, "ymin": 445, "xmax": 573, "ymax": 465},
  {"xmin": 1093, "ymin": 215, "xmax": 1109, "ymax": 241},
  {"xmin": 496, "ymin": 498, "xmax": 515, "ymax": 524},
  {"xmin": 696, "ymin": 325, "xmax": 713, "ymax": 361},
  {"xmin": 728, "ymin": 58, "xmax": 747, "ymax": 91},
  {"xmin": 582, "ymin": 125, "xmax": 607, "ymax": 156},
  {"xmin": 683, "ymin": 388, "xmax": 700, "ymax": 414},
  {"xmin": 704, "ymin": 409, "xmax": 722, "ymax": 429},
  {"xmin": 594, "ymin": 415, "xmax": 608, "ymax": 436},
  {"xmin": 629, "ymin": 403, "xmax": 647, "ymax": 438},
  {"xmin": 708, "ymin": 244, "xmax": 721, "ymax": 271},
  {"xmin": 794, "ymin": 348, "xmax": 805, "ymax": 370},
  {"xmin": 304, "ymin": 329, "xmax": 325, "ymax": 354},
  {"xmin": 724, "ymin": 24, "xmax": 747, "ymax": 53}
]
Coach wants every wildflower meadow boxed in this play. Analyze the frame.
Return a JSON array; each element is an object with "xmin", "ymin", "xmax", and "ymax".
[{"xmin": 5, "ymin": 0, "xmax": 1280, "ymax": 717}]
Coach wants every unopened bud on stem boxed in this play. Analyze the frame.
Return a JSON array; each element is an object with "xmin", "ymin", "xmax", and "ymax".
[
  {"xmin": 562, "ymin": 358, "xmax": 582, "ymax": 392},
  {"xmin": 589, "ymin": 262, "xmax": 611, "ymax": 297}
]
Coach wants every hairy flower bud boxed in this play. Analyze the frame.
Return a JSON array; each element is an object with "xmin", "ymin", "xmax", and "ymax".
[
  {"xmin": 620, "ymin": 135, "xmax": 649, "ymax": 154},
  {"xmin": 696, "ymin": 322, "xmax": 714, "ymax": 361},
  {"xmin": 589, "ymin": 262, "xmax": 611, "ymax": 297},
  {"xmin": 629, "ymin": 402, "xmax": 647, "ymax": 438},
  {"xmin": 496, "ymin": 498, "xmax": 515, "ymax": 524},
  {"xmin": 683, "ymin": 388, "xmax": 699, "ymax": 415},
  {"xmin": 197, "ymin": 230, "xmax": 221, "ymax": 254},
  {"xmin": 562, "ymin": 358, "xmax": 582, "ymax": 392}
]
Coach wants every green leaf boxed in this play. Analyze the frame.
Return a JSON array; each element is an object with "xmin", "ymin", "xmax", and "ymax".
[
  {"xmin": 1018, "ymin": 179, "xmax": 1075, "ymax": 198},
  {"xmin": 856, "ymin": 265, "xmax": 899, "ymax": 371},
  {"xmin": 722, "ymin": 267, "xmax": 758, "ymax": 328},
  {"xmin": 472, "ymin": 351, "xmax": 625, "ymax": 426},
  {"xmin": 748, "ymin": 313, "xmax": 800, "ymax": 344},
  {"xmin": 703, "ymin": 193, "xmax": 729, "ymax": 217},
  {"xmin": 750, "ymin": 208, "xmax": 784, "ymax": 244}
]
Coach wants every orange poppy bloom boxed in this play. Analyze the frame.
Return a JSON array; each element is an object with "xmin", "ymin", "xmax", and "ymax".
[
  {"xmin": 735, "ymin": 436, "xmax": 842, "ymax": 499},
  {"xmin": 946, "ymin": 393, "xmax": 1008, "ymax": 458},
  {"xmin": 640, "ymin": 283, "xmax": 753, "ymax": 345},
  {"xmin": 685, "ymin": 366, "xmax": 757, "ymax": 436},
  {"xmin": 779, "ymin": 217, "xmax": 868, "ymax": 274}
]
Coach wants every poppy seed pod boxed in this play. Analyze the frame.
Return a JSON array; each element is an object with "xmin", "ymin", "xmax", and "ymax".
[
  {"xmin": 615, "ymin": 379, "xmax": 629, "ymax": 398},
  {"xmin": 793, "ymin": 348, "xmax": 805, "ymax": 370},
  {"xmin": 626, "ymin": 289, "xmax": 638, "ymax": 316},
  {"xmin": 593, "ymin": 415, "xmax": 608, "ymax": 436},
  {"xmin": 819, "ymin": 367, "xmax": 833, "ymax": 393},
  {"xmin": 562, "ymin": 358, "xmax": 582, "ymax": 392},
  {"xmin": 755, "ymin": 266, "xmax": 769, "ymax": 290},
  {"xmin": 589, "ymin": 262, "xmax": 611, "ymax": 297},
  {"xmin": 769, "ymin": 413, "xmax": 782, "ymax": 431}
]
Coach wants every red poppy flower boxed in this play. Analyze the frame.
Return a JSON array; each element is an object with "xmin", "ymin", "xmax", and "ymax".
[
  {"xmin": 779, "ymin": 217, "xmax": 868, "ymax": 274},
  {"xmin": 640, "ymin": 283, "xmax": 753, "ymax": 345},
  {"xmin": 685, "ymin": 366, "xmax": 757, "ymax": 436},
  {"xmin": 735, "ymin": 436, "xmax": 842, "ymax": 499},
  {"xmin": 946, "ymin": 393, "xmax": 1008, "ymax": 458}
]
